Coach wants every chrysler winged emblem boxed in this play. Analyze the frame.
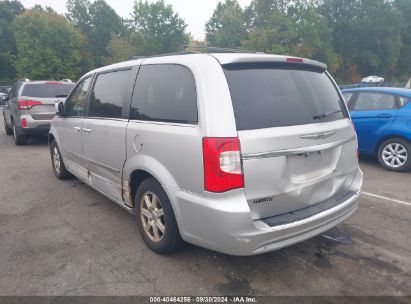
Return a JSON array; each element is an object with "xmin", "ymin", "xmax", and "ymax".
[{"xmin": 299, "ymin": 131, "xmax": 336, "ymax": 140}]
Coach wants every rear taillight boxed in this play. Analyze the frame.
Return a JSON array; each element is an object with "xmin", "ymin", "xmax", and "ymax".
[
  {"xmin": 203, "ymin": 137, "xmax": 244, "ymax": 192},
  {"xmin": 18, "ymin": 100, "xmax": 42, "ymax": 110}
]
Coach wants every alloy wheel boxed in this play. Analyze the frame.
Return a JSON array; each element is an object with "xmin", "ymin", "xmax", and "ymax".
[
  {"xmin": 140, "ymin": 191, "xmax": 166, "ymax": 242},
  {"xmin": 382, "ymin": 143, "xmax": 408, "ymax": 169}
]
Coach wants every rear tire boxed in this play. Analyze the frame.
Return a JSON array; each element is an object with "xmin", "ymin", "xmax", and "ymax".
[
  {"xmin": 50, "ymin": 140, "xmax": 72, "ymax": 179},
  {"xmin": 378, "ymin": 138, "xmax": 411, "ymax": 172},
  {"xmin": 135, "ymin": 178, "xmax": 183, "ymax": 254},
  {"xmin": 4, "ymin": 117, "xmax": 12, "ymax": 136},
  {"xmin": 12, "ymin": 121, "xmax": 27, "ymax": 146}
]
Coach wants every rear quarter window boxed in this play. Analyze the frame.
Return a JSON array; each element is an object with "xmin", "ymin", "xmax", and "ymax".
[
  {"xmin": 22, "ymin": 83, "xmax": 74, "ymax": 98},
  {"xmin": 223, "ymin": 63, "xmax": 347, "ymax": 131},
  {"xmin": 399, "ymin": 96, "xmax": 410, "ymax": 108}
]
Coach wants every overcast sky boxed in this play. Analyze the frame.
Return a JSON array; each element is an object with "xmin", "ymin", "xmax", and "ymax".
[{"xmin": 19, "ymin": 0, "xmax": 252, "ymax": 40}]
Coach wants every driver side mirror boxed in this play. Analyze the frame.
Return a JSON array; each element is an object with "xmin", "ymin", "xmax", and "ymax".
[{"xmin": 55, "ymin": 102, "xmax": 65, "ymax": 116}]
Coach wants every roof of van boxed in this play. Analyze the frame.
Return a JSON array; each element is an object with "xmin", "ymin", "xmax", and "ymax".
[{"xmin": 84, "ymin": 53, "xmax": 328, "ymax": 78}]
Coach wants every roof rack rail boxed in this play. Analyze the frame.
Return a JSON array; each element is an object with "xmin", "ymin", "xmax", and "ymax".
[
  {"xmin": 125, "ymin": 46, "xmax": 263, "ymax": 62},
  {"xmin": 181, "ymin": 45, "xmax": 253, "ymax": 53},
  {"xmin": 127, "ymin": 51, "xmax": 194, "ymax": 61}
]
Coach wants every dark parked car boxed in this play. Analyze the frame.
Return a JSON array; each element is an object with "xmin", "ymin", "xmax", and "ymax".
[
  {"xmin": 0, "ymin": 93, "xmax": 7, "ymax": 106},
  {"xmin": 342, "ymin": 87, "xmax": 411, "ymax": 171},
  {"xmin": 0, "ymin": 86, "xmax": 11, "ymax": 95},
  {"xmin": 0, "ymin": 86, "xmax": 11, "ymax": 105}
]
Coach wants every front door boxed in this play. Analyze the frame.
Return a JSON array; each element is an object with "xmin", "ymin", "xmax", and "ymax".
[{"xmin": 55, "ymin": 77, "xmax": 93, "ymax": 182}]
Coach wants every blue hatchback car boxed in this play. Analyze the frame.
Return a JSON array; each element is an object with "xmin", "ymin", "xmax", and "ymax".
[{"xmin": 341, "ymin": 87, "xmax": 411, "ymax": 171}]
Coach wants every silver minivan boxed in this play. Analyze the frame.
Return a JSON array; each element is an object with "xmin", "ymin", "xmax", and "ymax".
[{"xmin": 49, "ymin": 53, "xmax": 363, "ymax": 255}]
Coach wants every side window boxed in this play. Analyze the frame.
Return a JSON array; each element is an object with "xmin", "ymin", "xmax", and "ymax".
[
  {"xmin": 398, "ymin": 96, "xmax": 410, "ymax": 108},
  {"xmin": 342, "ymin": 92, "xmax": 354, "ymax": 108},
  {"xmin": 64, "ymin": 77, "xmax": 92, "ymax": 117},
  {"xmin": 130, "ymin": 64, "xmax": 198, "ymax": 124},
  {"xmin": 353, "ymin": 92, "xmax": 396, "ymax": 111},
  {"xmin": 8, "ymin": 85, "xmax": 17, "ymax": 99},
  {"xmin": 88, "ymin": 69, "xmax": 132, "ymax": 119}
]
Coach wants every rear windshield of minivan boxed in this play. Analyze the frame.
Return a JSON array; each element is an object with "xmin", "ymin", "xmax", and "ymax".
[
  {"xmin": 22, "ymin": 83, "xmax": 74, "ymax": 98},
  {"xmin": 223, "ymin": 63, "xmax": 347, "ymax": 131}
]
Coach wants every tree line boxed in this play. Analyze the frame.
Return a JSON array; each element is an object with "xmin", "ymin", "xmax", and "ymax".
[{"xmin": 0, "ymin": 0, "xmax": 411, "ymax": 85}]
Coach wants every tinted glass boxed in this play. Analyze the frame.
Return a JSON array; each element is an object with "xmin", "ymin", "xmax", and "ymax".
[
  {"xmin": 64, "ymin": 78, "xmax": 91, "ymax": 117},
  {"xmin": 22, "ymin": 83, "xmax": 74, "ymax": 98},
  {"xmin": 223, "ymin": 63, "xmax": 346, "ymax": 130},
  {"xmin": 342, "ymin": 92, "xmax": 354, "ymax": 105},
  {"xmin": 399, "ymin": 96, "xmax": 410, "ymax": 108},
  {"xmin": 9, "ymin": 85, "xmax": 17, "ymax": 99},
  {"xmin": 353, "ymin": 92, "xmax": 396, "ymax": 111},
  {"xmin": 89, "ymin": 69, "xmax": 132, "ymax": 119},
  {"xmin": 130, "ymin": 65, "xmax": 197, "ymax": 124}
]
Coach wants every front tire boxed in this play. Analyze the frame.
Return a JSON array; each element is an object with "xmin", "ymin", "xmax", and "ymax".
[
  {"xmin": 378, "ymin": 138, "xmax": 411, "ymax": 172},
  {"xmin": 4, "ymin": 117, "xmax": 12, "ymax": 136},
  {"xmin": 12, "ymin": 122, "xmax": 27, "ymax": 145},
  {"xmin": 50, "ymin": 140, "xmax": 72, "ymax": 179},
  {"xmin": 135, "ymin": 178, "xmax": 183, "ymax": 254}
]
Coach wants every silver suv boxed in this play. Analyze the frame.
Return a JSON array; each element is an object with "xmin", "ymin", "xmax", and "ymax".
[
  {"xmin": 3, "ymin": 80, "xmax": 74, "ymax": 145},
  {"xmin": 49, "ymin": 53, "xmax": 363, "ymax": 255}
]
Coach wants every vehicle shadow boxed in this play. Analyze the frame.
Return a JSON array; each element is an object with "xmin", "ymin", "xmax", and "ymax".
[
  {"xmin": 26, "ymin": 135, "xmax": 49, "ymax": 146},
  {"xmin": 177, "ymin": 223, "xmax": 406, "ymax": 296}
]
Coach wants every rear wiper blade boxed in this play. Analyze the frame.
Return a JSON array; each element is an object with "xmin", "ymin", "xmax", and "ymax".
[{"xmin": 313, "ymin": 109, "xmax": 342, "ymax": 120}]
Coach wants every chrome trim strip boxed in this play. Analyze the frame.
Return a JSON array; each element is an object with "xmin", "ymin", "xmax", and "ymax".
[
  {"xmin": 299, "ymin": 131, "xmax": 336, "ymax": 140},
  {"xmin": 242, "ymin": 136, "xmax": 356, "ymax": 160}
]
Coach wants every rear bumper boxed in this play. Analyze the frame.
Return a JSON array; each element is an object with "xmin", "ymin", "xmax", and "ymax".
[
  {"xmin": 15, "ymin": 115, "xmax": 51, "ymax": 136},
  {"xmin": 170, "ymin": 170, "xmax": 362, "ymax": 256}
]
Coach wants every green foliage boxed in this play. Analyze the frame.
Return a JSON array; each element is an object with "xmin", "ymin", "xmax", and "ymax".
[
  {"xmin": 205, "ymin": 0, "xmax": 410, "ymax": 82},
  {"xmin": 131, "ymin": 0, "xmax": 189, "ymax": 55},
  {"xmin": 66, "ymin": 0, "xmax": 124, "ymax": 69},
  {"xmin": 288, "ymin": 2, "xmax": 341, "ymax": 73},
  {"xmin": 13, "ymin": 10, "xmax": 83, "ymax": 80},
  {"xmin": 205, "ymin": 0, "xmax": 247, "ymax": 48},
  {"xmin": 102, "ymin": 35, "xmax": 138, "ymax": 65},
  {"xmin": 320, "ymin": 0, "xmax": 405, "ymax": 81},
  {"xmin": 394, "ymin": 0, "xmax": 411, "ymax": 80},
  {"xmin": 0, "ymin": 0, "xmax": 24, "ymax": 84},
  {"xmin": 242, "ymin": 5, "xmax": 297, "ymax": 54}
]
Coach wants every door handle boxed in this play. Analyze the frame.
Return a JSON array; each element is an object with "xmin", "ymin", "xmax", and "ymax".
[
  {"xmin": 82, "ymin": 127, "xmax": 92, "ymax": 134},
  {"xmin": 377, "ymin": 114, "xmax": 392, "ymax": 118},
  {"xmin": 73, "ymin": 126, "xmax": 81, "ymax": 132}
]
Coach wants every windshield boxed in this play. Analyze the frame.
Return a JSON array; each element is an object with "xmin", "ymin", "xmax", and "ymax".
[
  {"xmin": 22, "ymin": 83, "xmax": 74, "ymax": 98},
  {"xmin": 223, "ymin": 63, "xmax": 347, "ymax": 131}
]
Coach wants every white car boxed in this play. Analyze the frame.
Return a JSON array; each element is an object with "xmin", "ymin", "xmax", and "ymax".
[{"xmin": 361, "ymin": 75, "xmax": 384, "ymax": 83}]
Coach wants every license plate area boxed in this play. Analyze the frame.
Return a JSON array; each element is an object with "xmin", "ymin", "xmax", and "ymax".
[{"xmin": 287, "ymin": 147, "xmax": 340, "ymax": 183}]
